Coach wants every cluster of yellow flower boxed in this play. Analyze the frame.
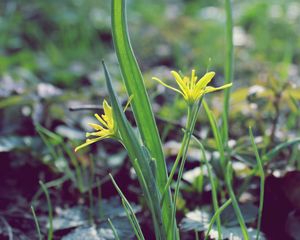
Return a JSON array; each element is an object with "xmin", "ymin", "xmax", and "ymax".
[{"xmin": 75, "ymin": 70, "xmax": 231, "ymax": 151}]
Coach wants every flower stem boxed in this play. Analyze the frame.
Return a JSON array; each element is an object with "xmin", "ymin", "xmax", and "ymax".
[
  {"xmin": 170, "ymin": 102, "xmax": 201, "ymax": 238},
  {"xmin": 225, "ymin": 164, "xmax": 249, "ymax": 240},
  {"xmin": 160, "ymin": 108, "xmax": 192, "ymax": 207},
  {"xmin": 194, "ymin": 138, "xmax": 222, "ymax": 240},
  {"xmin": 222, "ymin": 0, "xmax": 234, "ymax": 144},
  {"xmin": 249, "ymin": 127, "xmax": 265, "ymax": 240}
]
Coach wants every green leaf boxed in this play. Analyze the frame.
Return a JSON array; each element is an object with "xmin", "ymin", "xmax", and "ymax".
[
  {"xmin": 263, "ymin": 138, "xmax": 300, "ymax": 163},
  {"xmin": 110, "ymin": 1, "xmax": 175, "ymax": 237},
  {"xmin": 110, "ymin": 174, "xmax": 145, "ymax": 240},
  {"xmin": 102, "ymin": 61, "xmax": 165, "ymax": 239},
  {"xmin": 180, "ymin": 209, "xmax": 211, "ymax": 232},
  {"xmin": 111, "ymin": 0, "xmax": 168, "ymax": 195},
  {"xmin": 209, "ymin": 227, "xmax": 266, "ymax": 240},
  {"xmin": 220, "ymin": 202, "xmax": 258, "ymax": 227},
  {"xmin": 62, "ymin": 218, "xmax": 135, "ymax": 240},
  {"xmin": 203, "ymin": 100, "xmax": 226, "ymax": 172}
]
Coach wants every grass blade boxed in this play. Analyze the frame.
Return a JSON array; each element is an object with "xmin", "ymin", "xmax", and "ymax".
[
  {"xmin": 222, "ymin": 0, "xmax": 234, "ymax": 144},
  {"xmin": 39, "ymin": 181, "xmax": 53, "ymax": 240},
  {"xmin": 111, "ymin": 0, "xmax": 167, "ymax": 183},
  {"xmin": 249, "ymin": 127, "xmax": 265, "ymax": 240},
  {"xmin": 109, "ymin": 174, "xmax": 145, "ymax": 240},
  {"xmin": 31, "ymin": 206, "xmax": 42, "ymax": 240},
  {"xmin": 225, "ymin": 164, "xmax": 249, "ymax": 240},
  {"xmin": 108, "ymin": 218, "xmax": 121, "ymax": 240},
  {"xmin": 262, "ymin": 138, "xmax": 300, "ymax": 163},
  {"xmin": 205, "ymin": 199, "xmax": 232, "ymax": 240},
  {"xmin": 111, "ymin": 1, "xmax": 176, "ymax": 237},
  {"xmin": 192, "ymin": 136, "xmax": 222, "ymax": 240},
  {"xmin": 203, "ymin": 100, "xmax": 226, "ymax": 170}
]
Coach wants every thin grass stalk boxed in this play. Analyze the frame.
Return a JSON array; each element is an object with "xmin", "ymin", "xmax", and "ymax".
[
  {"xmin": 193, "ymin": 137, "xmax": 222, "ymax": 240},
  {"xmin": 249, "ymin": 127, "xmax": 265, "ymax": 240},
  {"xmin": 109, "ymin": 174, "xmax": 145, "ymax": 240},
  {"xmin": 39, "ymin": 181, "xmax": 53, "ymax": 240},
  {"xmin": 222, "ymin": 0, "xmax": 234, "ymax": 144},
  {"xmin": 225, "ymin": 164, "xmax": 249, "ymax": 239},
  {"xmin": 133, "ymin": 159, "xmax": 164, "ymax": 239},
  {"xmin": 160, "ymin": 107, "xmax": 192, "ymax": 206},
  {"xmin": 205, "ymin": 199, "xmax": 232, "ymax": 240},
  {"xmin": 36, "ymin": 126, "xmax": 59, "ymax": 161},
  {"xmin": 63, "ymin": 143, "xmax": 84, "ymax": 192},
  {"xmin": 203, "ymin": 100, "xmax": 226, "ymax": 169},
  {"xmin": 108, "ymin": 218, "xmax": 121, "ymax": 240},
  {"xmin": 123, "ymin": 205, "xmax": 144, "ymax": 240},
  {"xmin": 171, "ymin": 102, "xmax": 202, "ymax": 238},
  {"xmin": 31, "ymin": 176, "xmax": 69, "ymax": 203},
  {"xmin": 31, "ymin": 206, "xmax": 42, "ymax": 240}
]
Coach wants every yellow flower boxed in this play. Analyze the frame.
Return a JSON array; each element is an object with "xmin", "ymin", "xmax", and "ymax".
[
  {"xmin": 153, "ymin": 70, "xmax": 232, "ymax": 104},
  {"xmin": 75, "ymin": 100, "xmax": 117, "ymax": 152}
]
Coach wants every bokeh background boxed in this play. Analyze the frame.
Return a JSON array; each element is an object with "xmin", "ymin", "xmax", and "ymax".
[{"xmin": 1, "ymin": 0, "xmax": 300, "ymax": 239}]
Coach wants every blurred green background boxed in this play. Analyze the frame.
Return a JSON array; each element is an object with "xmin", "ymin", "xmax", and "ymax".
[
  {"xmin": 1, "ymin": 0, "xmax": 300, "ymax": 239},
  {"xmin": 1, "ymin": 0, "xmax": 300, "ymax": 140}
]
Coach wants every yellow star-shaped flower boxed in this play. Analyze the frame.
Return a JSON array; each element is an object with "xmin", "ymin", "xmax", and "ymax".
[
  {"xmin": 75, "ymin": 100, "xmax": 117, "ymax": 152},
  {"xmin": 153, "ymin": 70, "xmax": 232, "ymax": 104}
]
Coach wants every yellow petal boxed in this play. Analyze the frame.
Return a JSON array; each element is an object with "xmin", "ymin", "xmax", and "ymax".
[
  {"xmin": 194, "ymin": 72, "xmax": 215, "ymax": 93},
  {"xmin": 204, "ymin": 83, "xmax": 232, "ymax": 94},
  {"xmin": 191, "ymin": 69, "xmax": 196, "ymax": 89},
  {"xmin": 152, "ymin": 77, "xmax": 184, "ymax": 96},
  {"xmin": 95, "ymin": 113, "xmax": 108, "ymax": 128},
  {"xmin": 171, "ymin": 71, "xmax": 190, "ymax": 95},
  {"xmin": 74, "ymin": 136, "xmax": 107, "ymax": 152},
  {"xmin": 103, "ymin": 100, "xmax": 112, "ymax": 118},
  {"xmin": 88, "ymin": 123, "xmax": 103, "ymax": 131}
]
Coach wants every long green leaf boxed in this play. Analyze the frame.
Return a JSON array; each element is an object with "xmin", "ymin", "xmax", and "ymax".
[
  {"xmin": 111, "ymin": 0, "xmax": 167, "ymax": 189},
  {"xmin": 111, "ymin": 1, "xmax": 175, "ymax": 238},
  {"xmin": 102, "ymin": 62, "xmax": 165, "ymax": 239}
]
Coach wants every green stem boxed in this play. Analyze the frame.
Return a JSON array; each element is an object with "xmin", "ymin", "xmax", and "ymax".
[
  {"xmin": 109, "ymin": 173, "xmax": 145, "ymax": 240},
  {"xmin": 160, "ymin": 107, "xmax": 192, "ymax": 207},
  {"xmin": 170, "ymin": 102, "xmax": 201, "ymax": 238},
  {"xmin": 194, "ymin": 138, "xmax": 222, "ymax": 240},
  {"xmin": 108, "ymin": 218, "xmax": 121, "ymax": 240},
  {"xmin": 222, "ymin": 0, "xmax": 234, "ymax": 144},
  {"xmin": 205, "ymin": 199, "xmax": 232, "ymax": 240},
  {"xmin": 225, "ymin": 164, "xmax": 249, "ymax": 240},
  {"xmin": 249, "ymin": 127, "xmax": 265, "ymax": 240},
  {"xmin": 203, "ymin": 100, "xmax": 226, "ymax": 170},
  {"xmin": 133, "ymin": 160, "xmax": 165, "ymax": 240},
  {"xmin": 39, "ymin": 181, "xmax": 53, "ymax": 240},
  {"xmin": 31, "ymin": 206, "xmax": 42, "ymax": 240}
]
